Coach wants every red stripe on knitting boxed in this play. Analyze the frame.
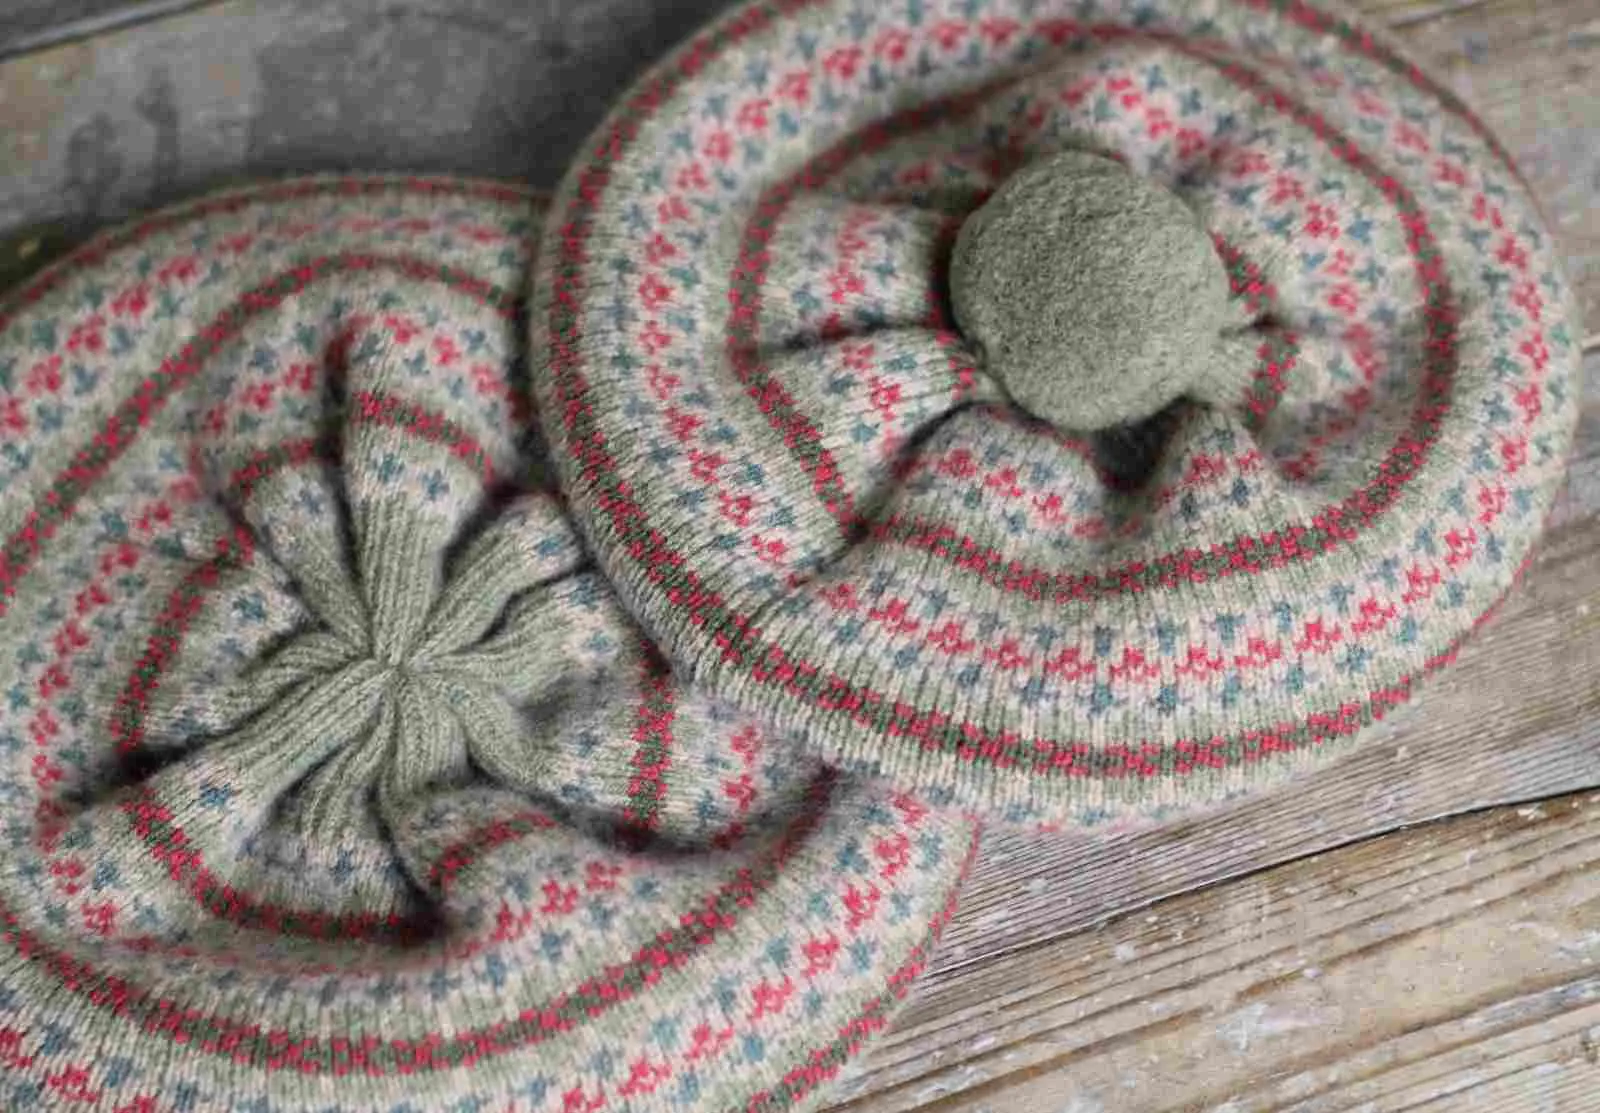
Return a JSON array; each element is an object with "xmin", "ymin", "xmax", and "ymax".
[
  {"xmin": 623, "ymin": 644, "xmax": 677, "ymax": 832},
  {"xmin": 544, "ymin": 2, "xmax": 1534, "ymax": 780},
  {"xmin": 351, "ymin": 389, "xmax": 497, "ymax": 483},
  {"xmin": 0, "ymin": 253, "xmax": 517, "ymax": 614},
  {"xmin": 69, "ymin": 805, "xmax": 595, "ymax": 978},
  {"xmin": 425, "ymin": 811, "xmax": 562, "ymax": 895},
  {"xmin": 0, "ymin": 773, "xmax": 842, "ymax": 1073},
  {"xmin": 742, "ymin": 821, "xmax": 981, "ymax": 1111},
  {"xmin": 1211, "ymin": 233, "xmax": 1299, "ymax": 429},
  {"xmin": 0, "ymin": 177, "xmax": 532, "ymax": 337},
  {"xmin": 721, "ymin": 25, "xmax": 1453, "ymax": 590}
]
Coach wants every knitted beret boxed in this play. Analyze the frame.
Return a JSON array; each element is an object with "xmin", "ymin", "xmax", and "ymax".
[
  {"xmin": 0, "ymin": 178, "xmax": 975, "ymax": 1112},
  {"xmin": 534, "ymin": 0, "xmax": 1581, "ymax": 822}
]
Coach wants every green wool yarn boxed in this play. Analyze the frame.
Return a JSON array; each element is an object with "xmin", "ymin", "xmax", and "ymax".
[
  {"xmin": 0, "ymin": 176, "xmax": 975, "ymax": 1113},
  {"xmin": 533, "ymin": 0, "xmax": 1581, "ymax": 827},
  {"xmin": 949, "ymin": 151, "xmax": 1232, "ymax": 430}
]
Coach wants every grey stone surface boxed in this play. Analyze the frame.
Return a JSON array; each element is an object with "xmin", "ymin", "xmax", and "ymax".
[{"xmin": 0, "ymin": 0, "xmax": 736, "ymax": 236}]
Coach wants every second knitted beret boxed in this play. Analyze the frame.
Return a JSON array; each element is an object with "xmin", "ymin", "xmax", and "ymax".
[{"xmin": 533, "ymin": 0, "xmax": 1580, "ymax": 823}]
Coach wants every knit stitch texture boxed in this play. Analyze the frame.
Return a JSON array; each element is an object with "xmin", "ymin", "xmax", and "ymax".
[
  {"xmin": 532, "ymin": 0, "xmax": 1581, "ymax": 825},
  {"xmin": 0, "ymin": 177, "xmax": 975, "ymax": 1113}
]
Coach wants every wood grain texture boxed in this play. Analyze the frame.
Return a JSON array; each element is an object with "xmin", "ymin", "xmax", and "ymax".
[
  {"xmin": 827, "ymin": 790, "xmax": 1600, "ymax": 1112},
  {"xmin": 1357, "ymin": 0, "xmax": 1500, "ymax": 30}
]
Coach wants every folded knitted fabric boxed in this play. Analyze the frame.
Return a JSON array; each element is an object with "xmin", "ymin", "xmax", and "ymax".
[
  {"xmin": 0, "ymin": 177, "xmax": 975, "ymax": 1112},
  {"xmin": 533, "ymin": 0, "xmax": 1580, "ymax": 823}
]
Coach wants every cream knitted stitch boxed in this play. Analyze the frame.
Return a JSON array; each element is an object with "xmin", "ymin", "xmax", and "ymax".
[
  {"xmin": 0, "ymin": 177, "xmax": 975, "ymax": 1112},
  {"xmin": 532, "ymin": 0, "xmax": 1580, "ymax": 826}
]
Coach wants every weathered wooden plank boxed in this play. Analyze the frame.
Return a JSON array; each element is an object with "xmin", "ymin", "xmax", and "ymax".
[
  {"xmin": 924, "ymin": 354, "xmax": 1598, "ymax": 979},
  {"xmin": 824, "ymin": 790, "xmax": 1600, "ymax": 1111}
]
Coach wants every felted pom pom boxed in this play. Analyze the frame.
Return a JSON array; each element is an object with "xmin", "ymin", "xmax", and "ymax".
[{"xmin": 950, "ymin": 151, "xmax": 1232, "ymax": 430}]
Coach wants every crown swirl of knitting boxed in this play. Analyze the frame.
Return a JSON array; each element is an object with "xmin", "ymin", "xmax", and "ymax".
[{"xmin": 0, "ymin": 178, "xmax": 974, "ymax": 1113}]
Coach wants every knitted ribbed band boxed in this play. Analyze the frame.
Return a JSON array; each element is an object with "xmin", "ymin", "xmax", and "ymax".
[
  {"xmin": 533, "ymin": 0, "xmax": 1580, "ymax": 824},
  {"xmin": 0, "ymin": 177, "xmax": 975, "ymax": 1112}
]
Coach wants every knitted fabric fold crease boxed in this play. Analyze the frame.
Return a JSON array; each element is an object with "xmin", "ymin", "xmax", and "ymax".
[
  {"xmin": 531, "ymin": 0, "xmax": 1580, "ymax": 826},
  {"xmin": 0, "ymin": 176, "xmax": 975, "ymax": 1113}
]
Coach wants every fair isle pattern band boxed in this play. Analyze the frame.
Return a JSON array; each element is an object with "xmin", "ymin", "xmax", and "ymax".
[
  {"xmin": 0, "ymin": 177, "xmax": 975, "ymax": 1112},
  {"xmin": 533, "ymin": 0, "xmax": 1579, "ymax": 823}
]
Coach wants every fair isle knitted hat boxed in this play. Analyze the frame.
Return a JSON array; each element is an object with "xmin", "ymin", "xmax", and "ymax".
[
  {"xmin": 0, "ymin": 177, "xmax": 975, "ymax": 1112},
  {"xmin": 533, "ymin": 0, "xmax": 1581, "ymax": 822}
]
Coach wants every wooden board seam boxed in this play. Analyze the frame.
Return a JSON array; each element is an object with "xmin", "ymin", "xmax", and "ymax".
[{"xmin": 932, "ymin": 777, "xmax": 1600, "ymax": 986}]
